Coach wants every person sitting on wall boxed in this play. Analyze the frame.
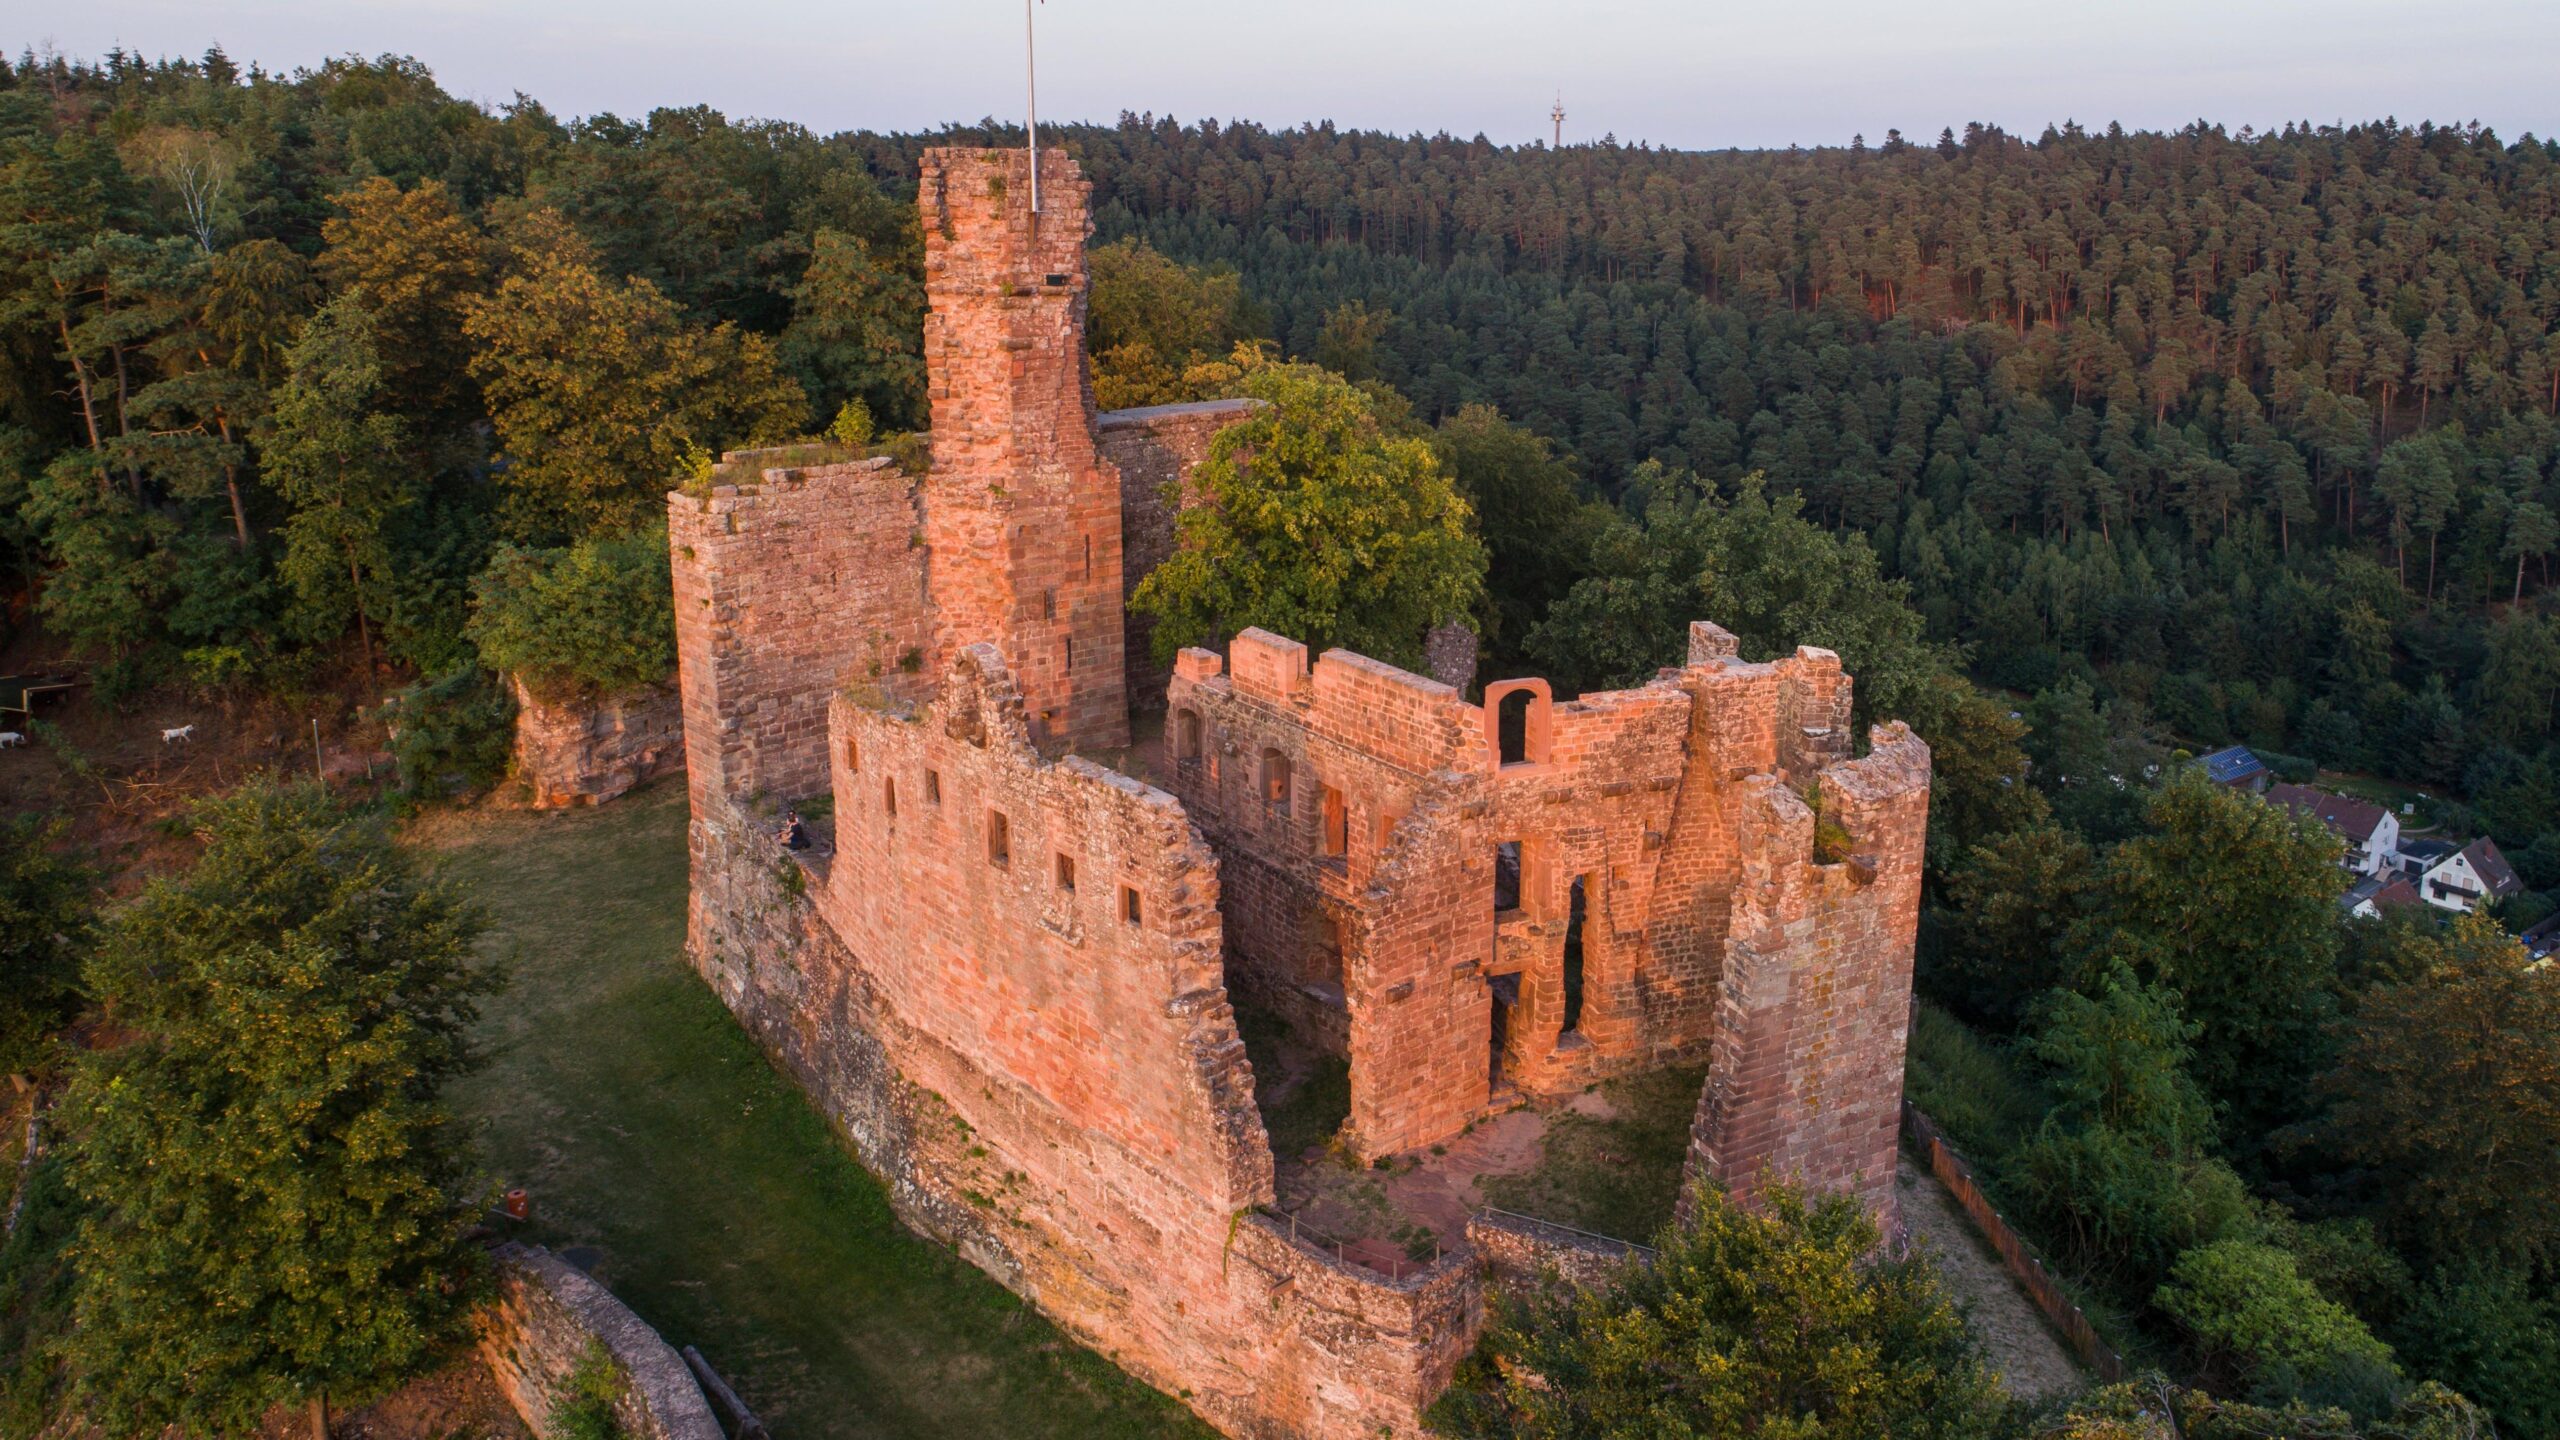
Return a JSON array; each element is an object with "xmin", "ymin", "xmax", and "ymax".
[{"xmin": 778, "ymin": 811, "xmax": 808, "ymax": 851}]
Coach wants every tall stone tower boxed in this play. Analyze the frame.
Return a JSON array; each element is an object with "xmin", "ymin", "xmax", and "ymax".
[{"xmin": 918, "ymin": 147, "xmax": 1130, "ymax": 751}]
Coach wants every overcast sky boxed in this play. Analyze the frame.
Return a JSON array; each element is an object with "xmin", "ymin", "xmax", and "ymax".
[{"xmin": 24, "ymin": 1, "xmax": 2560, "ymax": 151}]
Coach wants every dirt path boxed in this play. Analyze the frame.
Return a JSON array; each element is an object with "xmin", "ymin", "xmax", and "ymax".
[{"xmin": 1896, "ymin": 1157, "xmax": 2085, "ymax": 1402}]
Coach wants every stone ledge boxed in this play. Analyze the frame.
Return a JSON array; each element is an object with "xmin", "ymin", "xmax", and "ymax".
[{"xmin": 478, "ymin": 1242, "xmax": 722, "ymax": 1440}]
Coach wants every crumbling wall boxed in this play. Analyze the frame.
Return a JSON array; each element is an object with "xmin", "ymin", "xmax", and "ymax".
[
  {"xmin": 1681, "ymin": 720, "xmax": 1930, "ymax": 1227},
  {"xmin": 668, "ymin": 455, "xmax": 928, "ymax": 814},
  {"xmin": 508, "ymin": 678, "xmax": 683, "ymax": 809},
  {"xmin": 680, "ymin": 635, "xmax": 1482, "ymax": 1439},
  {"xmin": 1164, "ymin": 635, "xmax": 1480, "ymax": 1069},
  {"xmin": 1097, "ymin": 398, "xmax": 1260, "ymax": 710}
]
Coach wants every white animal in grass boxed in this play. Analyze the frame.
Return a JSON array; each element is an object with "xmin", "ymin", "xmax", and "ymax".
[
  {"xmin": 0, "ymin": 732, "xmax": 22, "ymax": 749},
  {"xmin": 161, "ymin": 724, "xmax": 195, "ymax": 744}
]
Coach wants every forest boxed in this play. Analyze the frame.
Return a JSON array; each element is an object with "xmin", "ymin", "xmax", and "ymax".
[{"xmin": 1, "ymin": 42, "xmax": 2557, "ymax": 1440}]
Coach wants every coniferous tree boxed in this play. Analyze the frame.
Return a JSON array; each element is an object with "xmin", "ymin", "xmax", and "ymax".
[{"xmin": 63, "ymin": 781, "xmax": 495, "ymax": 1440}]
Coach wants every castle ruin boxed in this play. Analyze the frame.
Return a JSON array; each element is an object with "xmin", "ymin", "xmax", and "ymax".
[{"xmin": 670, "ymin": 147, "xmax": 1931, "ymax": 1439}]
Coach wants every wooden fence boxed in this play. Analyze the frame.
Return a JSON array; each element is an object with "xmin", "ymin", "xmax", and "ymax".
[{"xmin": 1902, "ymin": 1099, "xmax": 2126, "ymax": 1382}]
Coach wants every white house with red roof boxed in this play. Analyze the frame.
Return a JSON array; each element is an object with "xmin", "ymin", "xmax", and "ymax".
[{"xmin": 2266, "ymin": 783, "xmax": 2400, "ymax": 876}]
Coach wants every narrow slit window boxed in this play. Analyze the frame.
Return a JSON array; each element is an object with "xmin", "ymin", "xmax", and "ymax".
[
  {"xmin": 1064, "ymin": 636, "xmax": 1075, "ymax": 673},
  {"xmin": 1054, "ymin": 853, "xmax": 1076, "ymax": 892},
  {"xmin": 925, "ymin": 770, "xmax": 941, "ymax": 803},
  {"xmin": 1083, "ymin": 535, "xmax": 1094, "ymax": 579},
  {"xmin": 1043, "ymin": 589, "xmax": 1056, "ymax": 621},
  {"xmin": 988, "ymin": 810, "xmax": 1011, "ymax": 868},
  {"xmin": 844, "ymin": 736, "xmax": 860, "ymax": 772},
  {"xmin": 1120, "ymin": 885, "xmax": 1143, "ymax": 926},
  {"xmin": 885, "ymin": 778, "xmax": 897, "ymax": 817}
]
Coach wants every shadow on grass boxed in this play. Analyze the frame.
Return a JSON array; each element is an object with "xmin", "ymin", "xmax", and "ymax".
[{"xmin": 418, "ymin": 783, "xmax": 1213, "ymax": 1440}]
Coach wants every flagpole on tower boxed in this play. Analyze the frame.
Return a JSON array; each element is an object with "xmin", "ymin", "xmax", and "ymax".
[{"xmin": 1025, "ymin": 0, "xmax": 1041, "ymax": 213}]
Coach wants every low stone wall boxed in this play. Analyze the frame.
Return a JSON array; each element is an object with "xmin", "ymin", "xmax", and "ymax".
[
  {"xmin": 477, "ymin": 1243, "xmax": 722, "ymax": 1440},
  {"xmin": 1465, "ymin": 1209, "xmax": 1653, "ymax": 1300},
  {"xmin": 510, "ymin": 678, "xmax": 685, "ymax": 809}
]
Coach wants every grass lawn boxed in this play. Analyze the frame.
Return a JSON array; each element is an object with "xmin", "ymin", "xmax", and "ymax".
[
  {"xmin": 1476, "ymin": 1066, "xmax": 1705, "ymax": 1244},
  {"xmin": 419, "ymin": 782, "xmax": 1213, "ymax": 1440}
]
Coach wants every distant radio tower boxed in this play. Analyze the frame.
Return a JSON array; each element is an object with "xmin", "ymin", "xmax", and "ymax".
[{"xmin": 1551, "ymin": 92, "xmax": 1566, "ymax": 149}]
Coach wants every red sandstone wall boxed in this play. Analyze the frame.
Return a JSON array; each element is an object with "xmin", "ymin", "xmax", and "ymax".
[
  {"xmin": 680, "ymin": 643, "xmax": 1479, "ymax": 1438},
  {"xmin": 1097, "ymin": 398, "xmax": 1261, "ymax": 710},
  {"xmin": 920, "ymin": 148, "xmax": 1128, "ymax": 752},
  {"xmin": 668, "ymin": 456, "xmax": 930, "ymax": 812},
  {"xmin": 1681, "ymin": 722, "xmax": 1931, "ymax": 1227}
]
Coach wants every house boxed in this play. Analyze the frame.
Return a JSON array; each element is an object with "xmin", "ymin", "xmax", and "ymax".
[
  {"xmin": 2266, "ymin": 783, "xmax": 2399, "ymax": 876},
  {"xmin": 2521, "ymin": 913, "xmax": 2560, "ymax": 966},
  {"xmin": 2412, "ymin": 836, "xmax": 2522, "ymax": 914},
  {"xmin": 2197, "ymin": 745, "xmax": 2270, "ymax": 793},
  {"xmin": 2343, "ymin": 873, "xmax": 2425, "ymax": 919}
]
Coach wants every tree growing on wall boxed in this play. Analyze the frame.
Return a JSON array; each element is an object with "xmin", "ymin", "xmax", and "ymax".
[
  {"xmin": 1132, "ymin": 361, "xmax": 1485, "ymax": 668},
  {"xmin": 62, "ymin": 781, "xmax": 496, "ymax": 1440}
]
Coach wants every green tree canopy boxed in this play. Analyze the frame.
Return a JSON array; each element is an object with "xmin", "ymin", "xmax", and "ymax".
[
  {"xmin": 2317, "ymin": 914, "xmax": 2560, "ymax": 1273},
  {"xmin": 468, "ymin": 527, "xmax": 677, "ymax": 702},
  {"xmin": 1084, "ymin": 236, "xmax": 1249, "ymax": 411},
  {"xmin": 2072, "ymin": 772, "xmax": 2348, "ymax": 1141},
  {"xmin": 1526, "ymin": 466, "xmax": 1944, "ymax": 723},
  {"xmin": 462, "ymin": 209, "xmax": 805, "ymax": 541},
  {"xmin": 1131, "ymin": 361, "xmax": 1485, "ymax": 669},
  {"xmin": 63, "ymin": 781, "xmax": 496, "ymax": 1437},
  {"xmin": 1427, "ymin": 1183, "xmax": 2008, "ymax": 1439},
  {"xmin": 0, "ymin": 816, "xmax": 92, "ymax": 1082}
]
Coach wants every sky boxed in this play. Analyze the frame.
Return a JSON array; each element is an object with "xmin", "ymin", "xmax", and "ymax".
[{"xmin": 21, "ymin": 0, "xmax": 2560, "ymax": 151}]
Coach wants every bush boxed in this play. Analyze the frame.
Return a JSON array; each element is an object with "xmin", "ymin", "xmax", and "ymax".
[
  {"xmin": 467, "ymin": 529, "xmax": 676, "ymax": 703},
  {"xmin": 2156, "ymin": 1241, "xmax": 2398, "ymax": 1399},
  {"xmin": 2256, "ymin": 750, "xmax": 2318, "ymax": 784},
  {"xmin": 383, "ymin": 663, "xmax": 517, "ymax": 799}
]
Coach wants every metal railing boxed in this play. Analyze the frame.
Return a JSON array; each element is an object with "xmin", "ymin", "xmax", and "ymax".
[{"xmin": 1259, "ymin": 1204, "xmax": 1446, "ymax": 1281}]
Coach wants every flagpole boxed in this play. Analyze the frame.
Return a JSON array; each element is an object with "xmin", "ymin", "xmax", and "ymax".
[{"xmin": 1026, "ymin": 0, "xmax": 1041, "ymax": 214}]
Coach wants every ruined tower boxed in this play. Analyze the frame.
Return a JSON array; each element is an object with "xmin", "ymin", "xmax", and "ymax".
[{"xmin": 919, "ymin": 148, "xmax": 1130, "ymax": 751}]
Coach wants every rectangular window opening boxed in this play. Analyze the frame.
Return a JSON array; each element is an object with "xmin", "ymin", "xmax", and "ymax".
[
  {"xmin": 988, "ymin": 810, "xmax": 1011, "ymax": 868},
  {"xmin": 1042, "ymin": 588, "xmax": 1057, "ymax": 621},
  {"xmin": 1055, "ymin": 853, "xmax": 1076, "ymax": 892},
  {"xmin": 1320, "ymin": 785, "xmax": 1349, "ymax": 858},
  {"xmin": 925, "ymin": 770, "xmax": 941, "ymax": 803},
  {"xmin": 1121, "ymin": 885, "xmax": 1143, "ymax": 926},
  {"xmin": 885, "ymin": 778, "xmax": 897, "ymax": 817},
  {"xmin": 1561, "ymin": 875, "xmax": 1588, "ymax": 1036},
  {"xmin": 1493, "ymin": 840, "xmax": 1522, "ymax": 914},
  {"xmin": 844, "ymin": 736, "xmax": 860, "ymax": 772}
]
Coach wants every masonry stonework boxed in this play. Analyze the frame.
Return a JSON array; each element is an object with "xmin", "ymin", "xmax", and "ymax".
[{"xmin": 668, "ymin": 148, "xmax": 1931, "ymax": 1439}]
